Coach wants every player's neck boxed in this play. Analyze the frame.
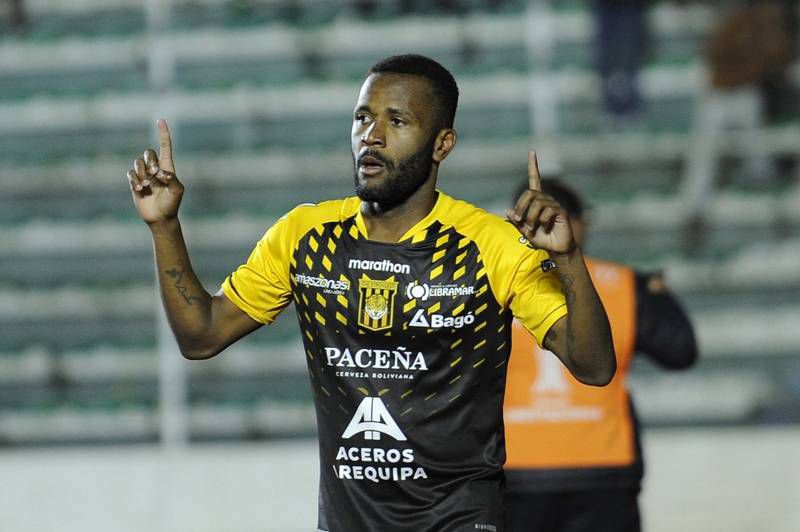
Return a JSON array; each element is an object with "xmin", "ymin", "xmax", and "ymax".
[{"xmin": 360, "ymin": 178, "xmax": 438, "ymax": 243}]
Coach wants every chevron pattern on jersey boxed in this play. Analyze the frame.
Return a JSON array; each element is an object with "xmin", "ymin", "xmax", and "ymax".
[
  {"xmin": 291, "ymin": 217, "xmax": 362, "ymax": 419},
  {"xmin": 393, "ymin": 224, "xmax": 511, "ymax": 430}
]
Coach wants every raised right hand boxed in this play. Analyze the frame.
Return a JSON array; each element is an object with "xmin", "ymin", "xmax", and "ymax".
[{"xmin": 125, "ymin": 119, "xmax": 184, "ymax": 225}]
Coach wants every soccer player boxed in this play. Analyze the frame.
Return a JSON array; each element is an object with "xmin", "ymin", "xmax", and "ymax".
[
  {"xmin": 125, "ymin": 55, "xmax": 615, "ymax": 532},
  {"xmin": 504, "ymin": 179, "xmax": 698, "ymax": 532}
]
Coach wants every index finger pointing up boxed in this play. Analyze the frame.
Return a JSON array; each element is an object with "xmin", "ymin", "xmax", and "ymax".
[
  {"xmin": 528, "ymin": 150, "xmax": 541, "ymax": 192},
  {"xmin": 157, "ymin": 119, "xmax": 174, "ymax": 172}
]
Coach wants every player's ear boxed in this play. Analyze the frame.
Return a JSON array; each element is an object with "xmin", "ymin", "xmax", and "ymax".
[{"xmin": 432, "ymin": 128, "xmax": 457, "ymax": 163}]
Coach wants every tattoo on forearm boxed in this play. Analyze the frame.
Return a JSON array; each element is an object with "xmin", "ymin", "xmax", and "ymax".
[
  {"xmin": 560, "ymin": 273, "xmax": 576, "ymax": 306},
  {"xmin": 560, "ymin": 273, "xmax": 577, "ymax": 351},
  {"xmin": 165, "ymin": 260, "xmax": 203, "ymax": 306}
]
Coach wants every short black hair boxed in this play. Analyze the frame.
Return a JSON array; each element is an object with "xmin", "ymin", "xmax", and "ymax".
[
  {"xmin": 367, "ymin": 54, "xmax": 459, "ymax": 129},
  {"xmin": 512, "ymin": 176, "xmax": 587, "ymax": 220}
]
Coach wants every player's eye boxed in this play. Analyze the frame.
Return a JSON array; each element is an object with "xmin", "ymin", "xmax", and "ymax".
[
  {"xmin": 390, "ymin": 117, "xmax": 406, "ymax": 127},
  {"xmin": 355, "ymin": 113, "xmax": 371, "ymax": 125}
]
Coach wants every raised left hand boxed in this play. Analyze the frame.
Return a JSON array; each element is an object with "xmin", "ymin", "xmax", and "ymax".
[{"xmin": 505, "ymin": 151, "xmax": 576, "ymax": 255}]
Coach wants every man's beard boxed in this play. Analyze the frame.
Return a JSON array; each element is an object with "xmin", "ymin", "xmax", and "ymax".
[{"xmin": 353, "ymin": 137, "xmax": 436, "ymax": 210}]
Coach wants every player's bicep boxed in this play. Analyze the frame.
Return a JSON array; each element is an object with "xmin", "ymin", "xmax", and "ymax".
[
  {"xmin": 542, "ymin": 315, "xmax": 571, "ymax": 370},
  {"xmin": 203, "ymin": 290, "xmax": 263, "ymax": 356}
]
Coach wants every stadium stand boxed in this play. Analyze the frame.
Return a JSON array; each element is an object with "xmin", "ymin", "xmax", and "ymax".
[{"xmin": 0, "ymin": 0, "xmax": 798, "ymax": 444}]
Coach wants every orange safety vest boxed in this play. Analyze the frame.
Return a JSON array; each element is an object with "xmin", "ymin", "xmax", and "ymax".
[{"xmin": 504, "ymin": 258, "xmax": 637, "ymax": 469}]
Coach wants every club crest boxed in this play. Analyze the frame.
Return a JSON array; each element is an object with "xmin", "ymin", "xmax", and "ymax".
[{"xmin": 358, "ymin": 275, "xmax": 398, "ymax": 331}]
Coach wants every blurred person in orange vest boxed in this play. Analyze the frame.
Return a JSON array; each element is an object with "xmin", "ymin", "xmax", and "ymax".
[{"xmin": 504, "ymin": 178, "xmax": 698, "ymax": 532}]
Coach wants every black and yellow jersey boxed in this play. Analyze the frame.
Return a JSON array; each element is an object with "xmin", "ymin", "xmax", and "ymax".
[{"xmin": 222, "ymin": 190, "xmax": 566, "ymax": 532}]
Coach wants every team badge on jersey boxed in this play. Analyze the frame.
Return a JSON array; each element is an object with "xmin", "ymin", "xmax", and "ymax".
[{"xmin": 358, "ymin": 275, "xmax": 398, "ymax": 331}]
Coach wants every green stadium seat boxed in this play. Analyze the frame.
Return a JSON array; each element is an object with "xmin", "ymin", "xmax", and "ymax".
[{"xmin": 0, "ymin": 0, "xmax": 798, "ymax": 445}]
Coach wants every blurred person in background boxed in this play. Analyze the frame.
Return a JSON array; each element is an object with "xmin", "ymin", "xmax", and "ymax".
[
  {"xmin": 504, "ymin": 178, "xmax": 698, "ymax": 532},
  {"xmin": 124, "ymin": 54, "xmax": 615, "ymax": 532},
  {"xmin": 682, "ymin": 0, "xmax": 796, "ymax": 252},
  {"xmin": 707, "ymin": 0, "xmax": 796, "ymax": 123},
  {"xmin": 593, "ymin": 0, "xmax": 651, "ymax": 127},
  {"xmin": 8, "ymin": 0, "xmax": 26, "ymax": 30}
]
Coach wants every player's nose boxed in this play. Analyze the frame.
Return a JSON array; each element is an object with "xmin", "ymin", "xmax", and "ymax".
[{"xmin": 361, "ymin": 120, "xmax": 386, "ymax": 147}]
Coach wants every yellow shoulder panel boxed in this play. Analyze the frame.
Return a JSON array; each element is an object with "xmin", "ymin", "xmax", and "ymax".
[
  {"xmin": 437, "ymin": 192, "xmax": 567, "ymax": 346},
  {"xmin": 220, "ymin": 197, "xmax": 359, "ymax": 324}
]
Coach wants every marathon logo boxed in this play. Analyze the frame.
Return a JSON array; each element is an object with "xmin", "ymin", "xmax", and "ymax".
[{"xmin": 349, "ymin": 258, "xmax": 410, "ymax": 275}]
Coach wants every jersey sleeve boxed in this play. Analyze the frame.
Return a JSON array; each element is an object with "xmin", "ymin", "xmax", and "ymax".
[
  {"xmin": 448, "ymin": 198, "xmax": 567, "ymax": 348},
  {"xmin": 220, "ymin": 214, "xmax": 294, "ymax": 324},
  {"xmin": 507, "ymin": 251, "xmax": 567, "ymax": 348}
]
